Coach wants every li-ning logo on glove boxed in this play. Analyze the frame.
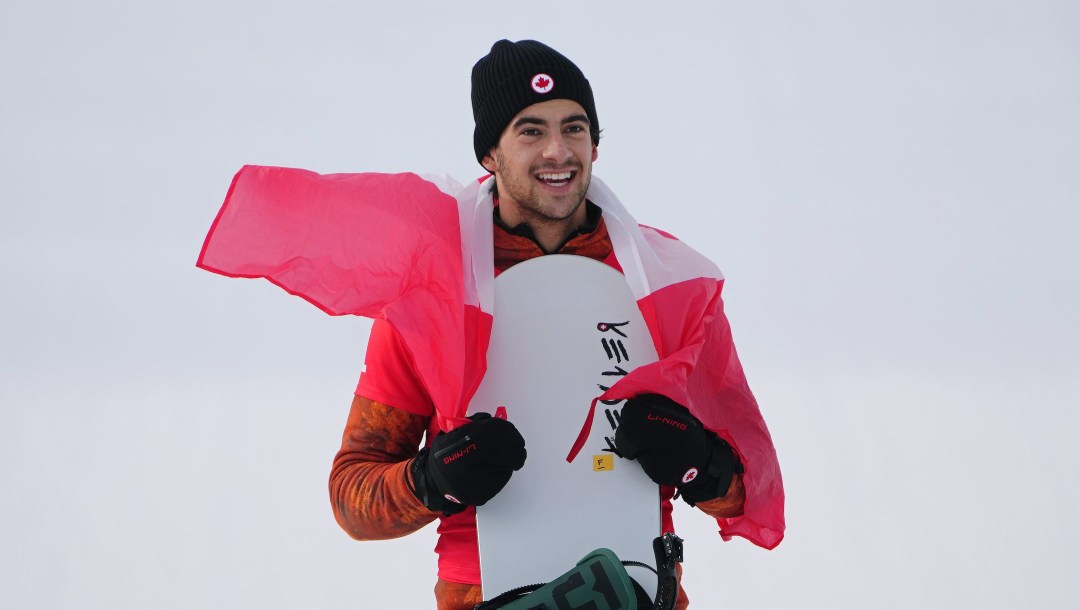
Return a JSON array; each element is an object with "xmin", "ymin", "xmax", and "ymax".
[
  {"xmin": 531, "ymin": 73, "xmax": 554, "ymax": 93},
  {"xmin": 442, "ymin": 443, "xmax": 478, "ymax": 465},
  {"xmin": 681, "ymin": 467, "xmax": 699, "ymax": 484},
  {"xmin": 647, "ymin": 413, "xmax": 688, "ymax": 431},
  {"xmin": 444, "ymin": 493, "xmax": 462, "ymax": 504}
]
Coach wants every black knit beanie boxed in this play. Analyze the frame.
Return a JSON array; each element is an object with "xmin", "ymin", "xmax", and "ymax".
[{"xmin": 471, "ymin": 39, "xmax": 599, "ymax": 165}]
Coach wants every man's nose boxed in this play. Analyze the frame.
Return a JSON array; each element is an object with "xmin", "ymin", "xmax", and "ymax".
[{"xmin": 541, "ymin": 133, "xmax": 572, "ymax": 162}]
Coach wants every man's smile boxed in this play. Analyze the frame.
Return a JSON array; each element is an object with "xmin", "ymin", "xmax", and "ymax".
[{"xmin": 535, "ymin": 169, "xmax": 578, "ymax": 189}]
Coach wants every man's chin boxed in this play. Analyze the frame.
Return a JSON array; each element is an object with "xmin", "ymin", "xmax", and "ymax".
[{"xmin": 534, "ymin": 193, "xmax": 587, "ymax": 222}]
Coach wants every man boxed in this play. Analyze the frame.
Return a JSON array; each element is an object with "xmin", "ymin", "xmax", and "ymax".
[
  {"xmin": 327, "ymin": 40, "xmax": 782, "ymax": 610},
  {"xmin": 198, "ymin": 37, "xmax": 782, "ymax": 610}
]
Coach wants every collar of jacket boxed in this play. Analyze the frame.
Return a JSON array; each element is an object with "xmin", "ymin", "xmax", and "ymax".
[{"xmin": 492, "ymin": 200, "xmax": 603, "ymax": 254}]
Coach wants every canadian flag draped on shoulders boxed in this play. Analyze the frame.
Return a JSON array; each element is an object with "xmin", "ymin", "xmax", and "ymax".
[{"xmin": 198, "ymin": 165, "xmax": 785, "ymax": 550}]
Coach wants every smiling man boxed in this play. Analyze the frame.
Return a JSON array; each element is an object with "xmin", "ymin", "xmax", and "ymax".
[
  {"xmin": 480, "ymin": 96, "xmax": 598, "ymax": 253},
  {"xmin": 326, "ymin": 40, "xmax": 782, "ymax": 610},
  {"xmin": 472, "ymin": 40, "xmax": 602, "ymax": 254}
]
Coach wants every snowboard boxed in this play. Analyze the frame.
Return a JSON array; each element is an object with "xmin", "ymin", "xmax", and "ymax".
[{"xmin": 469, "ymin": 254, "xmax": 662, "ymax": 599}]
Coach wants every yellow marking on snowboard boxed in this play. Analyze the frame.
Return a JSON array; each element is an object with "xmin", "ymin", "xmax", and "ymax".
[{"xmin": 593, "ymin": 454, "xmax": 614, "ymax": 472}]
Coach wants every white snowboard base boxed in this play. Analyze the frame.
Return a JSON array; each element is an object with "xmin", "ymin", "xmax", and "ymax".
[{"xmin": 470, "ymin": 255, "xmax": 662, "ymax": 598}]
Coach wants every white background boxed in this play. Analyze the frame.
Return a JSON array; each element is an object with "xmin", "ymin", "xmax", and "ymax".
[{"xmin": 2, "ymin": 1, "xmax": 1077, "ymax": 608}]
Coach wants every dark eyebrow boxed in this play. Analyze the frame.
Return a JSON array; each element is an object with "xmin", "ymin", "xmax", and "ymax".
[
  {"xmin": 511, "ymin": 116, "xmax": 547, "ymax": 129},
  {"xmin": 511, "ymin": 114, "xmax": 592, "ymax": 130}
]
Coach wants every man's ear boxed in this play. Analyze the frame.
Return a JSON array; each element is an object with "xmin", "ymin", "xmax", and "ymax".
[
  {"xmin": 481, "ymin": 149, "xmax": 498, "ymax": 173},
  {"xmin": 592, "ymin": 144, "xmax": 598, "ymax": 163}
]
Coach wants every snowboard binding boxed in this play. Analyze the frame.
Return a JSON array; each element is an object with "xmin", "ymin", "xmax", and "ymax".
[{"xmin": 474, "ymin": 533, "xmax": 684, "ymax": 610}]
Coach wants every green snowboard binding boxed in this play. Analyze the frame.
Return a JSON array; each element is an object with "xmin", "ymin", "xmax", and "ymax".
[{"xmin": 474, "ymin": 533, "xmax": 683, "ymax": 610}]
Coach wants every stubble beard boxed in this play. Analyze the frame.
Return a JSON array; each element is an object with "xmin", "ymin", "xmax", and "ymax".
[{"xmin": 495, "ymin": 150, "xmax": 592, "ymax": 226}]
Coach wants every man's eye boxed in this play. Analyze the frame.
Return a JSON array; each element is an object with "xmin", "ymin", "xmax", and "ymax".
[
  {"xmin": 521, "ymin": 128, "xmax": 542, "ymax": 136},
  {"xmin": 565, "ymin": 125, "xmax": 586, "ymax": 134}
]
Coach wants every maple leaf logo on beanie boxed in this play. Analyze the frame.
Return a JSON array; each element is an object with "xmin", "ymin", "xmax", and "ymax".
[{"xmin": 531, "ymin": 73, "xmax": 554, "ymax": 93}]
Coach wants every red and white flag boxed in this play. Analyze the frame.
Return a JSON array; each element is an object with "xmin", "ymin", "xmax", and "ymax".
[{"xmin": 198, "ymin": 166, "xmax": 785, "ymax": 550}]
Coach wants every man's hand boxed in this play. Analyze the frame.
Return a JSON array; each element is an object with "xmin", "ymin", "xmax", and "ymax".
[
  {"xmin": 409, "ymin": 413, "xmax": 527, "ymax": 515},
  {"xmin": 614, "ymin": 394, "xmax": 743, "ymax": 506}
]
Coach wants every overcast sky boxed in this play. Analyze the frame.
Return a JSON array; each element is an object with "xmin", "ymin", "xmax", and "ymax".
[{"xmin": 2, "ymin": 1, "xmax": 1078, "ymax": 609}]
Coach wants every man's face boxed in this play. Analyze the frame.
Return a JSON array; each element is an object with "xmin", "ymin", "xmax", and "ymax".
[{"xmin": 482, "ymin": 99, "xmax": 598, "ymax": 227}]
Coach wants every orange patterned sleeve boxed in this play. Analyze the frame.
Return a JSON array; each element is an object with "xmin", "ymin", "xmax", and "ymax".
[{"xmin": 329, "ymin": 395, "xmax": 439, "ymax": 540}]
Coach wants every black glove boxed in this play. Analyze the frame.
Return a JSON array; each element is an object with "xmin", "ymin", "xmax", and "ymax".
[
  {"xmin": 409, "ymin": 413, "xmax": 527, "ymax": 515},
  {"xmin": 614, "ymin": 394, "xmax": 743, "ymax": 506}
]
